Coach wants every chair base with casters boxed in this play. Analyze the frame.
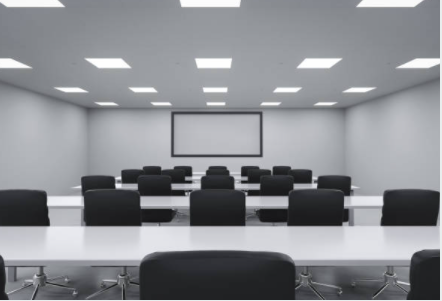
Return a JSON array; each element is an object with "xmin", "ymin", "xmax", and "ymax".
[
  {"xmin": 351, "ymin": 266, "xmax": 409, "ymax": 299},
  {"xmin": 86, "ymin": 267, "xmax": 139, "ymax": 300},
  {"xmin": 7, "ymin": 267, "xmax": 78, "ymax": 300},
  {"xmin": 295, "ymin": 267, "xmax": 343, "ymax": 300}
]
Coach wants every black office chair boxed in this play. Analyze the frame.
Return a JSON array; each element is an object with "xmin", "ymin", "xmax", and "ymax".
[
  {"xmin": 137, "ymin": 176, "xmax": 177, "ymax": 226},
  {"xmin": 201, "ymin": 176, "xmax": 235, "ymax": 190},
  {"xmin": 256, "ymin": 176, "xmax": 294, "ymax": 224},
  {"xmin": 174, "ymin": 166, "xmax": 193, "ymax": 183},
  {"xmin": 81, "ymin": 175, "xmax": 116, "ymax": 195},
  {"xmin": 288, "ymin": 169, "xmax": 313, "ymax": 184},
  {"xmin": 206, "ymin": 169, "xmax": 230, "ymax": 176},
  {"xmin": 208, "ymin": 166, "xmax": 227, "ymax": 170},
  {"xmin": 139, "ymin": 251, "xmax": 296, "ymax": 300},
  {"xmin": 84, "ymin": 190, "xmax": 141, "ymax": 300},
  {"xmin": 142, "ymin": 166, "xmax": 162, "ymax": 175},
  {"xmin": 190, "ymin": 190, "xmax": 245, "ymax": 226},
  {"xmin": 121, "ymin": 169, "xmax": 144, "ymax": 184},
  {"xmin": 0, "ymin": 255, "xmax": 8, "ymax": 300},
  {"xmin": 161, "ymin": 169, "xmax": 186, "ymax": 196},
  {"xmin": 247, "ymin": 169, "xmax": 271, "ymax": 196},
  {"xmin": 352, "ymin": 189, "xmax": 440, "ymax": 299},
  {"xmin": 0, "ymin": 190, "xmax": 78, "ymax": 299},
  {"xmin": 272, "ymin": 166, "xmax": 291, "ymax": 175},
  {"xmin": 407, "ymin": 249, "xmax": 440, "ymax": 300},
  {"xmin": 241, "ymin": 166, "xmax": 259, "ymax": 183},
  {"xmin": 317, "ymin": 175, "xmax": 351, "ymax": 222},
  {"xmin": 288, "ymin": 189, "xmax": 344, "ymax": 298}
]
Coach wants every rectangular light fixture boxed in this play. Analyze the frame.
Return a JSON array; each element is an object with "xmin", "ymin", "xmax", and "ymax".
[
  {"xmin": 95, "ymin": 102, "xmax": 119, "ymax": 106},
  {"xmin": 0, "ymin": 0, "xmax": 64, "ymax": 7},
  {"xmin": 261, "ymin": 102, "xmax": 281, "ymax": 106},
  {"xmin": 273, "ymin": 87, "xmax": 302, "ymax": 93},
  {"xmin": 85, "ymin": 58, "xmax": 131, "ymax": 69},
  {"xmin": 343, "ymin": 87, "xmax": 376, "ymax": 93},
  {"xmin": 206, "ymin": 102, "xmax": 226, "ymax": 106},
  {"xmin": 203, "ymin": 87, "xmax": 228, "ymax": 93},
  {"xmin": 396, "ymin": 58, "xmax": 440, "ymax": 69},
  {"xmin": 54, "ymin": 87, "xmax": 88, "ymax": 93},
  {"xmin": 195, "ymin": 58, "xmax": 232, "ymax": 69},
  {"xmin": 180, "ymin": 0, "xmax": 241, "ymax": 7},
  {"xmin": 314, "ymin": 102, "xmax": 337, "ymax": 106},
  {"xmin": 357, "ymin": 0, "xmax": 424, "ymax": 7},
  {"xmin": 298, "ymin": 58, "xmax": 342, "ymax": 69},
  {"xmin": 129, "ymin": 87, "xmax": 158, "ymax": 93},
  {"xmin": 151, "ymin": 102, "xmax": 172, "ymax": 106},
  {"xmin": 0, "ymin": 58, "xmax": 31, "ymax": 69}
]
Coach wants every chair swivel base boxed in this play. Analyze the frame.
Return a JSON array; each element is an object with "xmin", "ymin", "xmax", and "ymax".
[
  {"xmin": 351, "ymin": 266, "xmax": 409, "ymax": 299},
  {"xmin": 295, "ymin": 267, "xmax": 343, "ymax": 300},
  {"xmin": 7, "ymin": 267, "xmax": 78, "ymax": 300},
  {"xmin": 85, "ymin": 267, "xmax": 139, "ymax": 300}
]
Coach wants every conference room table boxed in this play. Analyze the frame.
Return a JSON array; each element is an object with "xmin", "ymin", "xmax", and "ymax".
[
  {"xmin": 115, "ymin": 175, "xmax": 319, "ymax": 183},
  {"xmin": 3, "ymin": 226, "xmax": 439, "ymax": 282}
]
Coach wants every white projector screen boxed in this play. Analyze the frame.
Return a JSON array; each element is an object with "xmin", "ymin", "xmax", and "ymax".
[{"xmin": 172, "ymin": 112, "xmax": 263, "ymax": 157}]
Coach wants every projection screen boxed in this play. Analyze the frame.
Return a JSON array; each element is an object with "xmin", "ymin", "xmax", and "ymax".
[{"xmin": 172, "ymin": 112, "xmax": 263, "ymax": 157}]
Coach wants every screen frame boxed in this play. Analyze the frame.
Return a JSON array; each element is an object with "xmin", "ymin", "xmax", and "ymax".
[{"xmin": 171, "ymin": 111, "xmax": 263, "ymax": 157}]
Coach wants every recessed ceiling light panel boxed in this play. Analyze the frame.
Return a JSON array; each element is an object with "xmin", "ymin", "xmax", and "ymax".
[
  {"xmin": 343, "ymin": 87, "xmax": 376, "ymax": 93},
  {"xmin": 129, "ymin": 87, "xmax": 158, "ymax": 93},
  {"xmin": 357, "ymin": 0, "xmax": 424, "ymax": 7},
  {"xmin": 85, "ymin": 58, "xmax": 131, "ymax": 69},
  {"xmin": 180, "ymin": 0, "xmax": 241, "ymax": 7},
  {"xmin": 95, "ymin": 102, "xmax": 119, "ymax": 106},
  {"xmin": 397, "ymin": 58, "xmax": 440, "ymax": 69},
  {"xmin": 203, "ymin": 87, "xmax": 228, "ymax": 93},
  {"xmin": 273, "ymin": 87, "xmax": 302, "ymax": 93},
  {"xmin": 0, "ymin": 58, "xmax": 31, "ymax": 69},
  {"xmin": 261, "ymin": 102, "xmax": 281, "ymax": 106},
  {"xmin": 151, "ymin": 102, "xmax": 172, "ymax": 106},
  {"xmin": 55, "ymin": 87, "xmax": 88, "ymax": 93},
  {"xmin": 0, "ymin": 0, "xmax": 64, "ymax": 7},
  {"xmin": 207, "ymin": 102, "xmax": 226, "ymax": 106},
  {"xmin": 314, "ymin": 102, "xmax": 337, "ymax": 106},
  {"xmin": 298, "ymin": 58, "xmax": 342, "ymax": 69},
  {"xmin": 196, "ymin": 58, "xmax": 232, "ymax": 69}
]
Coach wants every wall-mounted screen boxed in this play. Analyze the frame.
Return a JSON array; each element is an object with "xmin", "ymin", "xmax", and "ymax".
[{"xmin": 172, "ymin": 112, "xmax": 263, "ymax": 157}]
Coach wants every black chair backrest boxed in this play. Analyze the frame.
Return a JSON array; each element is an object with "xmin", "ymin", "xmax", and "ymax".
[
  {"xmin": 201, "ymin": 176, "xmax": 235, "ymax": 190},
  {"xmin": 288, "ymin": 190, "xmax": 344, "ymax": 226},
  {"xmin": 241, "ymin": 166, "xmax": 259, "ymax": 177},
  {"xmin": 317, "ymin": 175, "xmax": 351, "ymax": 196},
  {"xmin": 142, "ymin": 166, "xmax": 162, "ymax": 175},
  {"xmin": 190, "ymin": 190, "xmax": 245, "ymax": 226},
  {"xmin": 0, "ymin": 255, "xmax": 6, "ymax": 300},
  {"xmin": 208, "ymin": 166, "xmax": 227, "ymax": 170},
  {"xmin": 121, "ymin": 169, "xmax": 144, "ymax": 184},
  {"xmin": 272, "ymin": 166, "xmax": 291, "ymax": 176},
  {"xmin": 139, "ymin": 251, "xmax": 295, "ymax": 300},
  {"xmin": 138, "ymin": 176, "xmax": 172, "ymax": 196},
  {"xmin": 84, "ymin": 190, "xmax": 141, "ymax": 226},
  {"xmin": 288, "ymin": 169, "xmax": 313, "ymax": 184},
  {"xmin": 206, "ymin": 169, "xmax": 230, "ymax": 176},
  {"xmin": 248, "ymin": 169, "xmax": 271, "ymax": 183},
  {"xmin": 81, "ymin": 175, "xmax": 116, "ymax": 196},
  {"xmin": 408, "ymin": 249, "xmax": 440, "ymax": 300},
  {"xmin": 0, "ymin": 190, "xmax": 49, "ymax": 226},
  {"xmin": 260, "ymin": 176, "xmax": 294, "ymax": 196},
  {"xmin": 381, "ymin": 189, "xmax": 440, "ymax": 226},
  {"xmin": 161, "ymin": 169, "xmax": 185, "ymax": 183},
  {"xmin": 174, "ymin": 166, "xmax": 192, "ymax": 177}
]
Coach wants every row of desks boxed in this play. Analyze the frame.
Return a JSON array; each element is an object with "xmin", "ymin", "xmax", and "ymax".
[{"xmin": 115, "ymin": 175, "xmax": 319, "ymax": 182}]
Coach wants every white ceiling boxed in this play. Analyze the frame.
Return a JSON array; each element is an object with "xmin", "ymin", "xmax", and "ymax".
[{"xmin": 0, "ymin": 0, "xmax": 439, "ymax": 109}]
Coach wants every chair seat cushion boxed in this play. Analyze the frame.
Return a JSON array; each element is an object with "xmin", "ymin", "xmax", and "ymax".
[
  {"xmin": 142, "ymin": 209, "xmax": 176, "ymax": 223},
  {"xmin": 257, "ymin": 209, "xmax": 288, "ymax": 223}
]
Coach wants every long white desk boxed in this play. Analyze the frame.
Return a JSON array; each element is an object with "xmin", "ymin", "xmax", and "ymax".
[
  {"xmin": 73, "ymin": 183, "xmax": 358, "ymax": 191},
  {"xmin": 2, "ymin": 226, "xmax": 439, "ymax": 268},
  {"xmin": 115, "ymin": 175, "xmax": 319, "ymax": 183}
]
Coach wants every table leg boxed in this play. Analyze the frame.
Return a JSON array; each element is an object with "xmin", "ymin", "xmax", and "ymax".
[
  {"xmin": 8, "ymin": 267, "xmax": 17, "ymax": 282},
  {"xmin": 348, "ymin": 208, "xmax": 355, "ymax": 226}
]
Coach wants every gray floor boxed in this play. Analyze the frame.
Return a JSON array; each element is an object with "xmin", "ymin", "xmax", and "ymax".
[{"xmin": 5, "ymin": 213, "xmax": 410, "ymax": 300}]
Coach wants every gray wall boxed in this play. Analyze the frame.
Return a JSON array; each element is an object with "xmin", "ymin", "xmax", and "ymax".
[
  {"xmin": 87, "ymin": 109, "xmax": 346, "ymax": 176},
  {"xmin": 345, "ymin": 79, "xmax": 440, "ymax": 195},
  {"xmin": 0, "ymin": 82, "xmax": 88, "ymax": 195}
]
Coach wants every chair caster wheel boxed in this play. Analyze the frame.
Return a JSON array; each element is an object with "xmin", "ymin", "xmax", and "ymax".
[
  {"xmin": 351, "ymin": 282, "xmax": 356, "ymax": 288},
  {"xmin": 337, "ymin": 290, "xmax": 343, "ymax": 296},
  {"xmin": 73, "ymin": 290, "xmax": 78, "ymax": 297},
  {"xmin": 100, "ymin": 282, "xmax": 106, "ymax": 288}
]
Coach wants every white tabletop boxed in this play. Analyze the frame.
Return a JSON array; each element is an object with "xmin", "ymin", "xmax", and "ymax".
[
  {"xmin": 115, "ymin": 175, "xmax": 318, "ymax": 182},
  {"xmin": 1, "ymin": 226, "xmax": 438, "ymax": 267},
  {"xmin": 47, "ymin": 196, "xmax": 380, "ymax": 210},
  {"xmin": 73, "ymin": 183, "xmax": 358, "ymax": 191}
]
